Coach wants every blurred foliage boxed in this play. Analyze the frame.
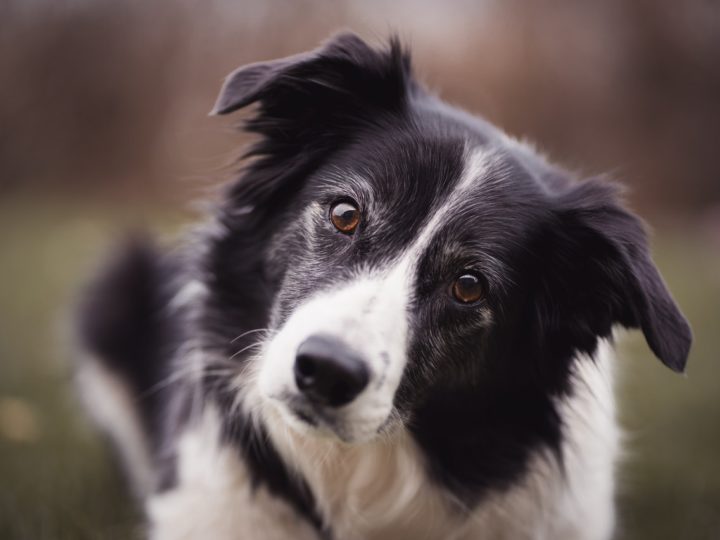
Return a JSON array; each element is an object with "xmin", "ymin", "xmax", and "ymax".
[{"xmin": 1, "ymin": 0, "xmax": 719, "ymax": 212}]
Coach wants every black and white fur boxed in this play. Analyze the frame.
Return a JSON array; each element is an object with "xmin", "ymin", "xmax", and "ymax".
[{"xmin": 76, "ymin": 34, "xmax": 692, "ymax": 540}]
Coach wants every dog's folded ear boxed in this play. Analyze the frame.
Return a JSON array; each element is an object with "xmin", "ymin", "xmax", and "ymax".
[
  {"xmin": 211, "ymin": 32, "xmax": 412, "ymax": 120},
  {"xmin": 210, "ymin": 51, "xmax": 309, "ymax": 116},
  {"xmin": 210, "ymin": 33, "xmax": 414, "ymax": 225},
  {"xmin": 536, "ymin": 179, "xmax": 691, "ymax": 373}
]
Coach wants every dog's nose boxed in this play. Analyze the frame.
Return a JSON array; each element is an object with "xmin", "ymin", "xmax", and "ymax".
[{"xmin": 294, "ymin": 335, "xmax": 369, "ymax": 407}]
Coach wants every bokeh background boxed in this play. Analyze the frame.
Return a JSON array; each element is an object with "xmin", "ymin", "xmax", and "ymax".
[{"xmin": 1, "ymin": 1, "xmax": 719, "ymax": 538}]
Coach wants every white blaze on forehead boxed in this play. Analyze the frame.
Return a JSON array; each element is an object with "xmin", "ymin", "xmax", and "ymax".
[
  {"xmin": 397, "ymin": 146, "xmax": 494, "ymax": 268},
  {"xmin": 255, "ymin": 146, "xmax": 493, "ymax": 441}
]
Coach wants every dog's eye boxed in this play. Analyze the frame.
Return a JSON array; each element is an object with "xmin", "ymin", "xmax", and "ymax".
[
  {"xmin": 451, "ymin": 273, "xmax": 484, "ymax": 304},
  {"xmin": 330, "ymin": 200, "xmax": 360, "ymax": 234}
]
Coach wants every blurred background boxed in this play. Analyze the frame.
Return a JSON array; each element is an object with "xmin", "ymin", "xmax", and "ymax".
[{"xmin": 0, "ymin": 0, "xmax": 718, "ymax": 538}]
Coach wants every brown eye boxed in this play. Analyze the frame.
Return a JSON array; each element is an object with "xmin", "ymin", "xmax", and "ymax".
[
  {"xmin": 451, "ymin": 273, "xmax": 484, "ymax": 304},
  {"xmin": 330, "ymin": 200, "xmax": 360, "ymax": 234}
]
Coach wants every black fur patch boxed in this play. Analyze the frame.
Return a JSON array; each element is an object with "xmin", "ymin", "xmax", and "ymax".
[{"xmin": 76, "ymin": 237, "xmax": 179, "ymax": 444}]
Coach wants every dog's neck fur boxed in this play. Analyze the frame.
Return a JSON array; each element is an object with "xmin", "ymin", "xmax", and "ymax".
[
  {"xmin": 260, "ymin": 405, "xmax": 460, "ymax": 540},
  {"xmin": 220, "ymin": 340, "xmax": 619, "ymax": 540}
]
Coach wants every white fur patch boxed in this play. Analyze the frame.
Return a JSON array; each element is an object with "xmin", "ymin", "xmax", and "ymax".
[
  {"xmin": 147, "ymin": 406, "xmax": 318, "ymax": 540},
  {"xmin": 263, "ymin": 407, "xmax": 462, "ymax": 540},
  {"xmin": 257, "ymin": 264, "xmax": 411, "ymax": 442},
  {"xmin": 76, "ymin": 356, "xmax": 155, "ymax": 497}
]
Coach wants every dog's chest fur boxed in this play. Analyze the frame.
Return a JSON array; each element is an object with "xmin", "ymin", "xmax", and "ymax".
[{"xmin": 146, "ymin": 342, "xmax": 617, "ymax": 540}]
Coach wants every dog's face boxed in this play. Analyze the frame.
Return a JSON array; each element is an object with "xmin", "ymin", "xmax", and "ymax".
[
  {"xmin": 258, "ymin": 136, "xmax": 501, "ymax": 442},
  {"xmin": 207, "ymin": 34, "xmax": 691, "ymax": 447}
]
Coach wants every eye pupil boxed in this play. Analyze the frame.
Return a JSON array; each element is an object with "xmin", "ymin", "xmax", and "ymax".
[
  {"xmin": 452, "ymin": 274, "xmax": 484, "ymax": 304},
  {"xmin": 330, "ymin": 201, "xmax": 360, "ymax": 233}
]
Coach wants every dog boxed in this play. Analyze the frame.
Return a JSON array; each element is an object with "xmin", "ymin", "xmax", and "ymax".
[{"xmin": 75, "ymin": 33, "xmax": 692, "ymax": 540}]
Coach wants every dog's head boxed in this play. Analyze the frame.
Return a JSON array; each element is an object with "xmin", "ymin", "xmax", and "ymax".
[{"xmin": 206, "ymin": 34, "xmax": 691, "ymax": 445}]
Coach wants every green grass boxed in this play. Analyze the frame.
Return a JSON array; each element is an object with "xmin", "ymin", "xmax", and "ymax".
[{"xmin": 0, "ymin": 194, "xmax": 718, "ymax": 539}]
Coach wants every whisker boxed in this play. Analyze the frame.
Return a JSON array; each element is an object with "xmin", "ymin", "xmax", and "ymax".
[
  {"xmin": 139, "ymin": 370, "xmax": 200, "ymax": 399},
  {"xmin": 138, "ymin": 360, "xmax": 239, "ymax": 400},
  {"xmin": 231, "ymin": 328, "xmax": 271, "ymax": 344},
  {"xmin": 229, "ymin": 341, "xmax": 265, "ymax": 361}
]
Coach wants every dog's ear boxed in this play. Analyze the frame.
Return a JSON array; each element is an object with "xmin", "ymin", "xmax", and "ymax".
[
  {"xmin": 211, "ymin": 32, "xmax": 412, "ymax": 123},
  {"xmin": 212, "ymin": 33, "xmax": 413, "ymax": 224},
  {"xmin": 211, "ymin": 51, "xmax": 309, "ymax": 116},
  {"xmin": 534, "ymin": 179, "xmax": 691, "ymax": 373}
]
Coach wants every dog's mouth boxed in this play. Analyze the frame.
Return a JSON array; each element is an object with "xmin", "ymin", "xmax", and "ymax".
[
  {"xmin": 274, "ymin": 392, "xmax": 347, "ymax": 438},
  {"xmin": 288, "ymin": 405, "xmax": 327, "ymax": 428},
  {"xmin": 289, "ymin": 405, "xmax": 318, "ymax": 427},
  {"xmin": 269, "ymin": 391, "xmax": 389, "ymax": 443}
]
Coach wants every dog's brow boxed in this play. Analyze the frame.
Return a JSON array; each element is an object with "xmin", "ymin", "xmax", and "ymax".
[
  {"xmin": 402, "ymin": 146, "xmax": 493, "ymax": 258},
  {"xmin": 321, "ymin": 168, "xmax": 373, "ymax": 196}
]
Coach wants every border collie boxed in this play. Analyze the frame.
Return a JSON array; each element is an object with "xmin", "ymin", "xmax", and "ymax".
[{"xmin": 76, "ymin": 33, "xmax": 692, "ymax": 540}]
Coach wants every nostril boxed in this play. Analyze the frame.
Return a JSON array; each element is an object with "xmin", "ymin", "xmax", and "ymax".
[{"xmin": 295, "ymin": 354, "xmax": 317, "ymax": 388}]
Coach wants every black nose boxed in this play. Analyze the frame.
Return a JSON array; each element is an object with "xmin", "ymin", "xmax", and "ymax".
[{"xmin": 294, "ymin": 335, "xmax": 369, "ymax": 407}]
